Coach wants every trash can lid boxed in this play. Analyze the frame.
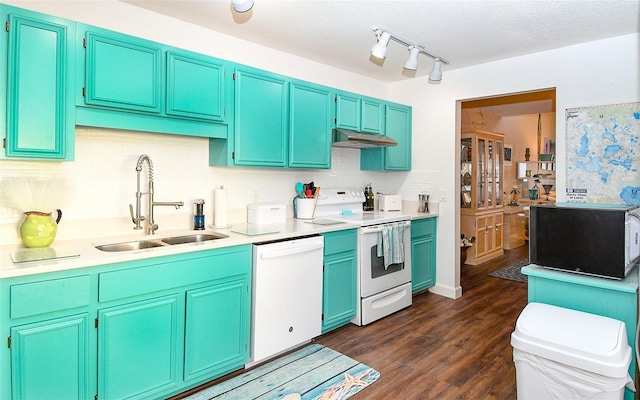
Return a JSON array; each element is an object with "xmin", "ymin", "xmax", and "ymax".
[{"xmin": 510, "ymin": 302, "xmax": 631, "ymax": 377}]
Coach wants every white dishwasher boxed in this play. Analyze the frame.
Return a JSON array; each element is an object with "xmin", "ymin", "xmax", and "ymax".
[{"xmin": 249, "ymin": 235, "xmax": 324, "ymax": 366}]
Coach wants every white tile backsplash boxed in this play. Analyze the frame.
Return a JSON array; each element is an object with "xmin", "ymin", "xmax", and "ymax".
[{"xmin": 0, "ymin": 127, "xmax": 440, "ymax": 245}]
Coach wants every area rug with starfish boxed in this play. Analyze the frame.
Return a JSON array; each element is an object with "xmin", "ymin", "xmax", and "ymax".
[
  {"xmin": 489, "ymin": 258, "xmax": 529, "ymax": 283},
  {"xmin": 183, "ymin": 344, "xmax": 380, "ymax": 400}
]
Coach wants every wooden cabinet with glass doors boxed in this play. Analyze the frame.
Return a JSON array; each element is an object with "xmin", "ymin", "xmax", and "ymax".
[{"xmin": 460, "ymin": 130, "xmax": 505, "ymax": 265}]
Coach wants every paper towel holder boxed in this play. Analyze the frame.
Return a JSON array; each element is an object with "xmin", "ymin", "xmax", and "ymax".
[{"xmin": 210, "ymin": 185, "xmax": 232, "ymax": 229}]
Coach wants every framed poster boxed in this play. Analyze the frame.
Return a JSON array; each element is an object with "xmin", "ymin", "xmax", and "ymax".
[{"xmin": 504, "ymin": 145, "xmax": 513, "ymax": 166}]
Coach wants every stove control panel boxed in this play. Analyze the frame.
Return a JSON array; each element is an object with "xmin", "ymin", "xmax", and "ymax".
[{"xmin": 317, "ymin": 187, "xmax": 366, "ymax": 205}]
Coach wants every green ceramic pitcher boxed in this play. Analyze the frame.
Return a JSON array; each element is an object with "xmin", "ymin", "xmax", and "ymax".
[{"xmin": 19, "ymin": 209, "xmax": 62, "ymax": 248}]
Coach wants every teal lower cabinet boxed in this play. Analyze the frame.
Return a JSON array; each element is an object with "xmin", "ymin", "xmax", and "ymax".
[
  {"xmin": 523, "ymin": 265, "xmax": 638, "ymax": 400},
  {"xmin": 97, "ymin": 295, "xmax": 180, "ymax": 400},
  {"xmin": 0, "ymin": 244, "xmax": 251, "ymax": 400},
  {"xmin": 10, "ymin": 314, "xmax": 89, "ymax": 400},
  {"xmin": 321, "ymin": 229, "xmax": 357, "ymax": 333},
  {"xmin": 184, "ymin": 278, "xmax": 248, "ymax": 382},
  {"xmin": 411, "ymin": 217, "xmax": 437, "ymax": 294}
]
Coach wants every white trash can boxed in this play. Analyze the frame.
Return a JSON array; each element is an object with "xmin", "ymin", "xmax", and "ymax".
[{"xmin": 511, "ymin": 302, "xmax": 634, "ymax": 400}]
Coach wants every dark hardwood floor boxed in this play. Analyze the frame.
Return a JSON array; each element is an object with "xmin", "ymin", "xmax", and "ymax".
[
  {"xmin": 315, "ymin": 245, "xmax": 529, "ymax": 399},
  {"xmin": 174, "ymin": 245, "xmax": 529, "ymax": 400}
]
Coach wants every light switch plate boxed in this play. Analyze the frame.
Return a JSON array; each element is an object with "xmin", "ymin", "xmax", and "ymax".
[{"xmin": 439, "ymin": 189, "xmax": 447, "ymax": 202}]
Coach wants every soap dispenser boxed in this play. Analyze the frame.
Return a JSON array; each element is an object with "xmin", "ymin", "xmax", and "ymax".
[{"xmin": 194, "ymin": 199, "xmax": 205, "ymax": 230}]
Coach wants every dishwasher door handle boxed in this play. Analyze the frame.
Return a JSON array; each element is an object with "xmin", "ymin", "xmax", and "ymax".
[{"xmin": 258, "ymin": 242, "xmax": 324, "ymax": 260}]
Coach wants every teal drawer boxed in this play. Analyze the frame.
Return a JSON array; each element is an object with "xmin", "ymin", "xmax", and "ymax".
[
  {"xmin": 411, "ymin": 218, "xmax": 437, "ymax": 238},
  {"xmin": 99, "ymin": 246, "xmax": 250, "ymax": 303},
  {"xmin": 323, "ymin": 229, "xmax": 357, "ymax": 256},
  {"xmin": 10, "ymin": 275, "xmax": 91, "ymax": 319}
]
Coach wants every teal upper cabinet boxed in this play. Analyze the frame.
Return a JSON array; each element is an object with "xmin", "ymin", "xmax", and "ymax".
[
  {"xmin": 289, "ymin": 81, "xmax": 332, "ymax": 169},
  {"xmin": 335, "ymin": 92, "xmax": 384, "ymax": 134},
  {"xmin": 334, "ymin": 93, "xmax": 360, "ymax": 130},
  {"xmin": 84, "ymin": 30, "xmax": 162, "ymax": 113},
  {"xmin": 361, "ymin": 103, "xmax": 412, "ymax": 171},
  {"xmin": 166, "ymin": 51, "xmax": 225, "ymax": 121},
  {"xmin": 209, "ymin": 67, "xmax": 332, "ymax": 169},
  {"xmin": 76, "ymin": 24, "xmax": 227, "ymax": 138},
  {"xmin": 2, "ymin": 6, "xmax": 76, "ymax": 160},
  {"xmin": 232, "ymin": 67, "xmax": 288, "ymax": 167},
  {"xmin": 360, "ymin": 98, "xmax": 384, "ymax": 133}
]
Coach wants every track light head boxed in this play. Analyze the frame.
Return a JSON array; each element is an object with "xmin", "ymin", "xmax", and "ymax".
[
  {"xmin": 429, "ymin": 59, "xmax": 443, "ymax": 82},
  {"xmin": 403, "ymin": 46, "xmax": 420, "ymax": 71},
  {"xmin": 231, "ymin": 0, "xmax": 253, "ymax": 13},
  {"xmin": 370, "ymin": 31, "xmax": 391, "ymax": 59}
]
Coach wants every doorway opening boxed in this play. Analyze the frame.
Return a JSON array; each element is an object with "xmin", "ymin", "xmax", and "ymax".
[{"xmin": 457, "ymin": 88, "xmax": 556, "ymax": 276}]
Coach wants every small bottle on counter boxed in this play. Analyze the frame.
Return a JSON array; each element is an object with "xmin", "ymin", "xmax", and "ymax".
[{"xmin": 194, "ymin": 199, "xmax": 205, "ymax": 230}]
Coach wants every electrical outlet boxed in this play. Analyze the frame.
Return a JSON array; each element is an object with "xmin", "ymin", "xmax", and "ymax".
[{"xmin": 439, "ymin": 189, "xmax": 447, "ymax": 202}]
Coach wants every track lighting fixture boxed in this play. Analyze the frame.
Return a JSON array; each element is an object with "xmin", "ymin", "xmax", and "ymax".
[
  {"xmin": 370, "ymin": 31, "xmax": 391, "ymax": 59},
  {"xmin": 371, "ymin": 28, "xmax": 449, "ymax": 81},
  {"xmin": 428, "ymin": 59, "xmax": 443, "ymax": 82},
  {"xmin": 231, "ymin": 0, "xmax": 253, "ymax": 13},
  {"xmin": 403, "ymin": 46, "xmax": 420, "ymax": 71}
]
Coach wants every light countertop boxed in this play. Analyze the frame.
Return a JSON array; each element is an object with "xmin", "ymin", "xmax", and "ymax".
[{"xmin": 0, "ymin": 211, "xmax": 437, "ymax": 279}]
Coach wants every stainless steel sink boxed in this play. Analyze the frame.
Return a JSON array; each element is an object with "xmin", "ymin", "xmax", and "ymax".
[
  {"xmin": 95, "ymin": 240, "xmax": 166, "ymax": 252},
  {"xmin": 95, "ymin": 233, "xmax": 228, "ymax": 252},
  {"xmin": 161, "ymin": 233, "xmax": 228, "ymax": 245}
]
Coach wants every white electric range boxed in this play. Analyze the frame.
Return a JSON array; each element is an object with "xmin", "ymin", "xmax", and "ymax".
[{"xmin": 315, "ymin": 188, "xmax": 412, "ymax": 325}]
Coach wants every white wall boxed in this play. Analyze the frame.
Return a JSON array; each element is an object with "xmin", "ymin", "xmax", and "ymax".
[{"xmin": 390, "ymin": 33, "xmax": 640, "ymax": 298}]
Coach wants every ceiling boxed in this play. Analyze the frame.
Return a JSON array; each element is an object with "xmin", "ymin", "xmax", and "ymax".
[{"xmin": 122, "ymin": 0, "xmax": 640, "ymax": 84}]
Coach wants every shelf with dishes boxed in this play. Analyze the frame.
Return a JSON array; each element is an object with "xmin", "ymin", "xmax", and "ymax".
[{"xmin": 517, "ymin": 161, "xmax": 556, "ymax": 202}]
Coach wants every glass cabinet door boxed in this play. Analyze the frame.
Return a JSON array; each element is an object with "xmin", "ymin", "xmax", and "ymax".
[
  {"xmin": 477, "ymin": 137, "xmax": 486, "ymax": 209},
  {"xmin": 495, "ymin": 140, "xmax": 503, "ymax": 206},
  {"xmin": 460, "ymin": 131, "xmax": 504, "ymax": 214},
  {"xmin": 461, "ymin": 137, "xmax": 472, "ymax": 209}
]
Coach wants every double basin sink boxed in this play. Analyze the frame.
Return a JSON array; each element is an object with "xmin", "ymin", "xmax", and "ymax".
[{"xmin": 95, "ymin": 233, "xmax": 229, "ymax": 252}]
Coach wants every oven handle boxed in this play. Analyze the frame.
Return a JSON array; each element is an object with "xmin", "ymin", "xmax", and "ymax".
[{"xmin": 360, "ymin": 220, "xmax": 411, "ymax": 234}]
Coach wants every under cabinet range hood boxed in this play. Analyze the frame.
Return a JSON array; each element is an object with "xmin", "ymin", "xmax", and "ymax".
[{"xmin": 331, "ymin": 129, "xmax": 398, "ymax": 149}]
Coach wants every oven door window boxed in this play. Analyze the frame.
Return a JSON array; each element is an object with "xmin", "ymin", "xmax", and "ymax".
[{"xmin": 370, "ymin": 245, "xmax": 404, "ymax": 278}]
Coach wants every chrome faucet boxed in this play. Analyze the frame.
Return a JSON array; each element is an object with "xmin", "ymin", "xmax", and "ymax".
[{"xmin": 129, "ymin": 154, "xmax": 184, "ymax": 234}]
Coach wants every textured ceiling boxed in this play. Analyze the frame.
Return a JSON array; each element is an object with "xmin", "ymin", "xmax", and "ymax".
[{"xmin": 122, "ymin": 0, "xmax": 640, "ymax": 83}]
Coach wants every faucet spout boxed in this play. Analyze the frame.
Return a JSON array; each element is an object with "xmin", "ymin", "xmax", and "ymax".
[{"xmin": 153, "ymin": 201, "xmax": 184, "ymax": 209}]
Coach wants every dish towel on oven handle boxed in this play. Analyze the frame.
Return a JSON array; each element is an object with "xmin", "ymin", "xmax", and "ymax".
[{"xmin": 377, "ymin": 222, "xmax": 405, "ymax": 269}]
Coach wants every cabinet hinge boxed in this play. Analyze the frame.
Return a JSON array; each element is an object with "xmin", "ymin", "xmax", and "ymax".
[
  {"xmin": 2, "ymin": 138, "xmax": 6, "ymax": 149},
  {"xmin": 94, "ymin": 318, "xmax": 99, "ymax": 329},
  {"xmin": 5, "ymin": 20, "xmax": 9, "ymax": 32},
  {"xmin": 334, "ymin": 96, "xmax": 338, "ymax": 103},
  {"xmin": 82, "ymin": 87, "xmax": 86, "ymax": 97},
  {"xmin": 7, "ymin": 336, "xmax": 11, "ymax": 349},
  {"xmin": 83, "ymin": 37, "xmax": 87, "ymax": 48},
  {"xmin": 334, "ymin": 118, "xmax": 337, "ymax": 124},
  {"xmin": 232, "ymin": 72, "xmax": 236, "ymax": 80},
  {"xmin": 232, "ymin": 151, "xmax": 235, "ymax": 160},
  {"xmin": 321, "ymin": 313, "xmax": 324, "ymax": 321},
  {"xmin": 95, "ymin": 394, "xmax": 98, "ymax": 400}
]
